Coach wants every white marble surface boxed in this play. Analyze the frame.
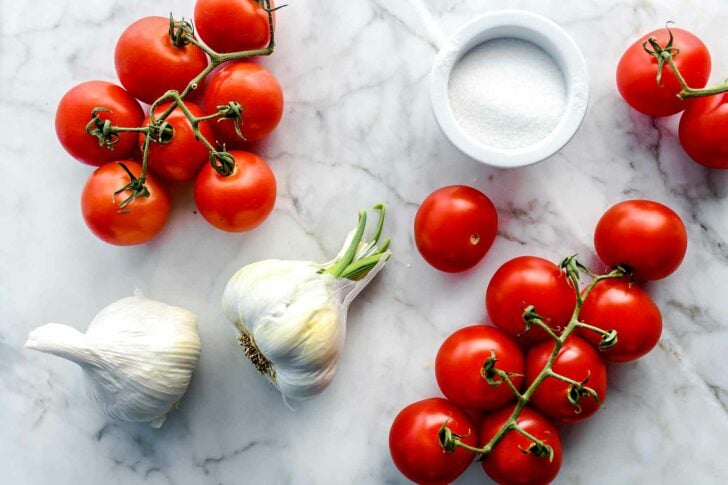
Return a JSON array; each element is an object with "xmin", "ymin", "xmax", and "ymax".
[{"xmin": 2, "ymin": 0, "xmax": 728, "ymax": 483}]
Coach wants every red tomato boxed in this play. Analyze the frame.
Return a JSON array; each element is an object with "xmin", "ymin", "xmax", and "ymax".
[
  {"xmin": 81, "ymin": 161, "xmax": 171, "ymax": 245},
  {"xmin": 194, "ymin": 0, "xmax": 271, "ymax": 53},
  {"xmin": 617, "ymin": 27, "xmax": 710, "ymax": 117},
  {"xmin": 480, "ymin": 406, "xmax": 562, "ymax": 485},
  {"xmin": 115, "ymin": 16, "xmax": 209, "ymax": 104},
  {"xmin": 55, "ymin": 81, "xmax": 144, "ymax": 166},
  {"xmin": 389, "ymin": 398, "xmax": 477, "ymax": 485},
  {"xmin": 486, "ymin": 256, "xmax": 576, "ymax": 347},
  {"xmin": 194, "ymin": 150, "xmax": 276, "ymax": 232},
  {"xmin": 202, "ymin": 62, "xmax": 283, "ymax": 143},
  {"xmin": 414, "ymin": 185, "xmax": 498, "ymax": 273},
  {"xmin": 594, "ymin": 200, "xmax": 687, "ymax": 281},
  {"xmin": 525, "ymin": 336, "xmax": 607, "ymax": 423},
  {"xmin": 139, "ymin": 102, "xmax": 215, "ymax": 181},
  {"xmin": 579, "ymin": 278, "xmax": 662, "ymax": 362},
  {"xmin": 435, "ymin": 325, "xmax": 524, "ymax": 411},
  {"xmin": 679, "ymin": 93, "xmax": 728, "ymax": 169}
]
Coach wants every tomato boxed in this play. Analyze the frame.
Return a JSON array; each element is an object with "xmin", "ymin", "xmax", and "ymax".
[
  {"xmin": 486, "ymin": 257, "xmax": 576, "ymax": 347},
  {"xmin": 115, "ymin": 16, "xmax": 209, "ymax": 104},
  {"xmin": 594, "ymin": 200, "xmax": 687, "ymax": 281},
  {"xmin": 525, "ymin": 336, "xmax": 607, "ymax": 423},
  {"xmin": 55, "ymin": 81, "xmax": 144, "ymax": 166},
  {"xmin": 139, "ymin": 102, "xmax": 215, "ymax": 181},
  {"xmin": 414, "ymin": 185, "xmax": 498, "ymax": 273},
  {"xmin": 194, "ymin": 150, "xmax": 276, "ymax": 232},
  {"xmin": 617, "ymin": 27, "xmax": 710, "ymax": 117},
  {"xmin": 389, "ymin": 398, "xmax": 477, "ymax": 485},
  {"xmin": 81, "ymin": 161, "xmax": 171, "ymax": 245},
  {"xmin": 194, "ymin": 0, "xmax": 272, "ymax": 53},
  {"xmin": 480, "ymin": 406, "xmax": 562, "ymax": 485},
  {"xmin": 202, "ymin": 62, "xmax": 284, "ymax": 143},
  {"xmin": 435, "ymin": 325, "xmax": 524, "ymax": 411},
  {"xmin": 678, "ymin": 93, "xmax": 728, "ymax": 169},
  {"xmin": 579, "ymin": 278, "xmax": 662, "ymax": 362}
]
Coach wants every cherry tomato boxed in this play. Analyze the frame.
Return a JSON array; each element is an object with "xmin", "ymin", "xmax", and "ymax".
[
  {"xmin": 414, "ymin": 185, "xmax": 498, "ymax": 273},
  {"xmin": 486, "ymin": 256, "xmax": 576, "ymax": 347},
  {"xmin": 579, "ymin": 278, "xmax": 662, "ymax": 362},
  {"xmin": 139, "ymin": 102, "xmax": 215, "ymax": 181},
  {"xmin": 55, "ymin": 81, "xmax": 144, "ymax": 166},
  {"xmin": 194, "ymin": 150, "xmax": 276, "ymax": 232},
  {"xmin": 525, "ymin": 336, "xmax": 607, "ymax": 423},
  {"xmin": 389, "ymin": 398, "xmax": 477, "ymax": 485},
  {"xmin": 594, "ymin": 200, "xmax": 687, "ymax": 281},
  {"xmin": 435, "ymin": 325, "xmax": 524, "ymax": 411},
  {"xmin": 202, "ymin": 62, "xmax": 283, "ymax": 143},
  {"xmin": 678, "ymin": 93, "xmax": 728, "ymax": 169},
  {"xmin": 617, "ymin": 27, "xmax": 710, "ymax": 117},
  {"xmin": 480, "ymin": 406, "xmax": 562, "ymax": 485},
  {"xmin": 81, "ymin": 161, "xmax": 171, "ymax": 245},
  {"xmin": 194, "ymin": 0, "xmax": 272, "ymax": 53},
  {"xmin": 115, "ymin": 16, "xmax": 209, "ymax": 104}
]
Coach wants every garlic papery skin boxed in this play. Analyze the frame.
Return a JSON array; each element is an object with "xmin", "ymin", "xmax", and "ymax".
[{"xmin": 25, "ymin": 295, "xmax": 201, "ymax": 428}]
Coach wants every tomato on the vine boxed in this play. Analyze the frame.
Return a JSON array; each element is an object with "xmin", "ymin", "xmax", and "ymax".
[
  {"xmin": 435, "ymin": 325, "xmax": 524, "ymax": 411},
  {"xmin": 389, "ymin": 398, "xmax": 477, "ymax": 485},
  {"xmin": 194, "ymin": 0, "xmax": 272, "ymax": 53},
  {"xmin": 81, "ymin": 161, "xmax": 171, "ymax": 246},
  {"xmin": 55, "ymin": 81, "xmax": 144, "ymax": 166},
  {"xmin": 594, "ymin": 200, "xmax": 687, "ymax": 281},
  {"xmin": 678, "ymin": 93, "xmax": 728, "ymax": 169},
  {"xmin": 617, "ymin": 27, "xmax": 710, "ymax": 117},
  {"xmin": 414, "ymin": 185, "xmax": 498, "ymax": 273},
  {"xmin": 115, "ymin": 16, "xmax": 209, "ymax": 104}
]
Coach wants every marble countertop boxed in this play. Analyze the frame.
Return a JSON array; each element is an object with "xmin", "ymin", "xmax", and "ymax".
[{"xmin": 3, "ymin": 0, "xmax": 728, "ymax": 483}]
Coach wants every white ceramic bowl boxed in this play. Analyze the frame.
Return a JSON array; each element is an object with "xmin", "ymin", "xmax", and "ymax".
[{"xmin": 430, "ymin": 10, "xmax": 589, "ymax": 168}]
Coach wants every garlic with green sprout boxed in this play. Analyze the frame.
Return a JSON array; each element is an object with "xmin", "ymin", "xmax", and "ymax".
[
  {"xmin": 25, "ymin": 295, "xmax": 201, "ymax": 428},
  {"xmin": 222, "ymin": 204, "xmax": 392, "ymax": 401}
]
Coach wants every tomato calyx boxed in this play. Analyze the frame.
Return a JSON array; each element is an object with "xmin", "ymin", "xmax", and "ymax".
[
  {"xmin": 481, "ymin": 350, "xmax": 524, "ymax": 393},
  {"xmin": 168, "ymin": 14, "xmax": 195, "ymax": 48},
  {"xmin": 114, "ymin": 161, "xmax": 151, "ymax": 209}
]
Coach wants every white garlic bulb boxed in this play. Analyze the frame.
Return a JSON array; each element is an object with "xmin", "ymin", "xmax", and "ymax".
[
  {"xmin": 223, "ymin": 205, "xmax": 391, "ymax": 401},
  {"xmin": 25, "ymin": 295, "xmax": 201, "ymax": 428}
]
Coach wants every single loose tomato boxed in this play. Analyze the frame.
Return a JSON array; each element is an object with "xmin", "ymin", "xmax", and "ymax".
[
  {"xmin": 115, "ymin": 16, "xmax": 209, "ymax": 104},
  {"xmin": 678, "ymin": 93, "xmax": 728, "ymax": 169},
  {"xmin": 486, "ymin": 256, "xmax": 576, "ymax": 347},
  {"xmin": 194, "ymin": 151, "xmax": 276, "ymax": 232},
  {"xmin": 414, "ymin": 185, "xmax": 498, "ymax": 273},
  {"xmin": 594, "ymin": 200, "xmax": 687, "ymax": 280},
  {"xmin": 139, "ymin": 102, "xmax": 215, "ymax": 181},
  {"xmin": 55, "ymin": 81, "xmax": 144, "ymax": 166},
  {"xmin": 480, "ymin": 406, "xmax": 562, "ymax": 485},
  {"xmin": 617, "ymin": 27, "xmax": 710, "ymax": 117},
  {"xmin": 194, "ymin": 0, "xmax": 272, "ymax": 53},
  {"xmin": 81, "ymin": 161, "xmax": 171, "ymax": 245},
  {"xmin": 435, "ymin": 325, "xmax": 524, "ymax": 411},
  {"xmin": 389, "ymin": 398, "xmax": 477, "ymax": 485},
  {"xmin": 579, "ymin": 278, "xmax": 662, "ymax": 362},
  {"xmin": 526, "ymin": 336, "xmax": 607, "ymax": 423}
]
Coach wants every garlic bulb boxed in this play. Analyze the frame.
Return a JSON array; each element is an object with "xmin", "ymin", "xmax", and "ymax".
[
  {"xmin": 223, "ymin": 205, "xmax": 391, "ymax": 401},
  {"xmin": 25, "ymin": 295, "xmax": 201, "ymax": 428}
]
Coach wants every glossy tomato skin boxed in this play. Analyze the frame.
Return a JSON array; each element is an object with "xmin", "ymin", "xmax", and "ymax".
[
  {"xmin": 480, "ymin": 406, "xmax": 562, "ymax": 485},
  {"xmin": 194, "ymin": 150, "xmax": 276, "ymax": 232},
  {"xmin": 579, "ymin": 278, "xmax": 662, "ymax": 362},
  {"xmin": 81, "ymin": 161, "xmax": 171, "ymax": 245},
  {"xmin": 526, "ymin": 336, "xmax": 607, "ymax": 423},
  {"xmin": 486, "ymin": 257, "xmax": 576, "ymax": 347},
  {"xmin": 389, "ymin": 398, "xmax": 477, "ymax": 485},
  {"xmin": 115, "ymin": 16, "xmax": 209, "ymax": 104},
  {"xmin": 414, "ymin": 185, "xmax": 498, "ymax": 273},
  {"xmin": 436, "ymin": 325, "xmax": 524, "ymax": 411},
  {"xmin": 594, "ymin": 200, "xmax": 687, "ymax": 281},
  {"xmin": 679, "ymin": 93, "xmax": 728, "ymax": 169},
  {"xmin": 617, "ymin": 28, "xmax": 710, "ymax": 117},
  {"xmin": 194, "ymin": 0, "xmax": 271, "ymax": 53},
  {"xmin": 56, "ymin": 81, "xmax": 144, "ymax": 166},
  {"xmin": 202, "ymin": 62, "xmax": 283, "ymax": 143},
  {"xmin": 139, "ymin": 102, "xmax": 215, "ymax": 181}
]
